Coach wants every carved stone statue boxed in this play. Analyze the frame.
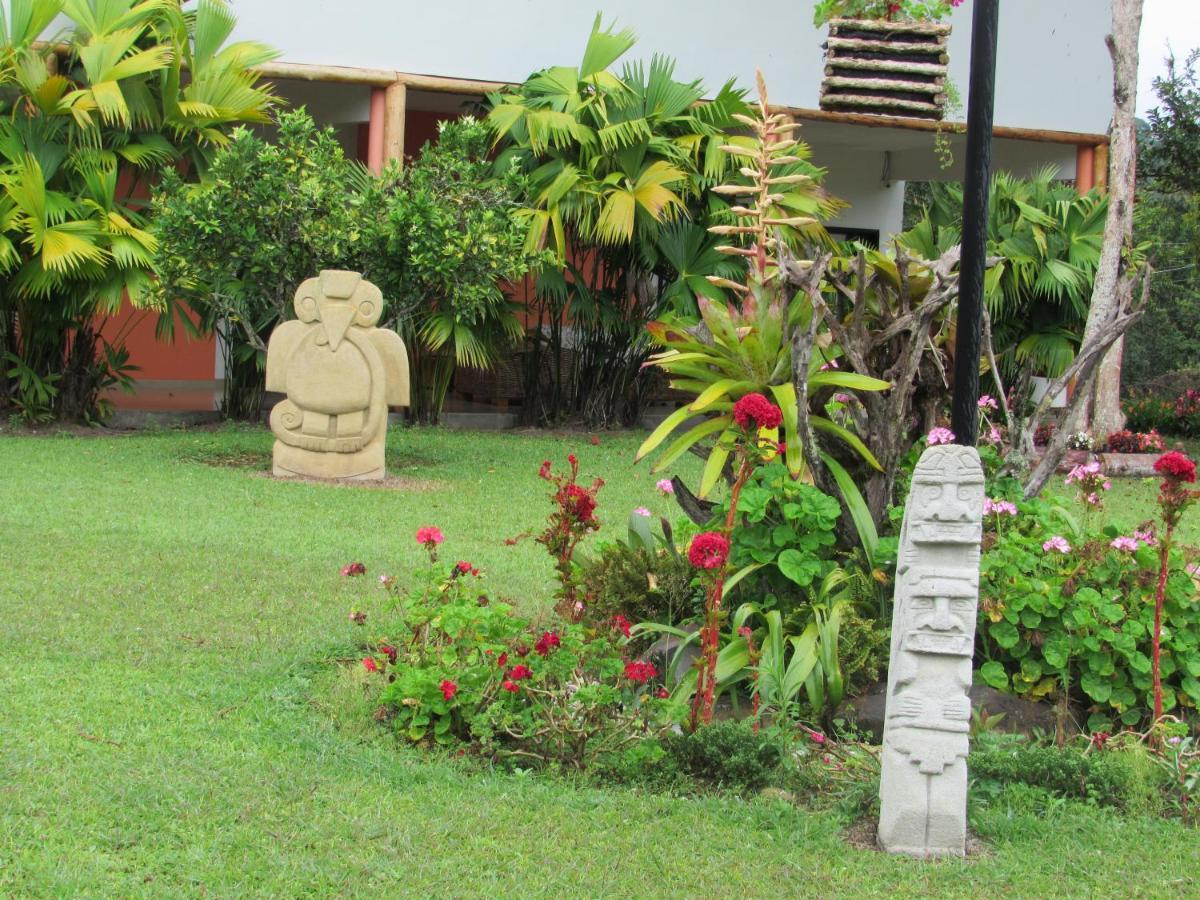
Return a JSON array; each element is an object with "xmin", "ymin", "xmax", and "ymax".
[
  {"xmin": 878, "ymin": 443, "xmax": 984, "ymax": 858},
  {"xmin": 265, "ymin": 270, "xmax": 409, "ymax": 480}
]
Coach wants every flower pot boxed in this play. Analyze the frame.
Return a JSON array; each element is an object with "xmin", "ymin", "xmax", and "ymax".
[{"xmin": 819, "ymin": 18, "xmax": 951, "ymax": 120}]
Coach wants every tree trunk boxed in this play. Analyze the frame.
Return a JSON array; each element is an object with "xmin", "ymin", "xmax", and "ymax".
[{"xmin": 1076, "ymin": 0, "xmax": 1142, "ymax": 437}]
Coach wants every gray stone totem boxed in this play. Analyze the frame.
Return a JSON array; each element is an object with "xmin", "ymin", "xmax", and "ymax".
[{"xmin": 878, "ymin": 444, "xmax": 985, "ymax": 858}]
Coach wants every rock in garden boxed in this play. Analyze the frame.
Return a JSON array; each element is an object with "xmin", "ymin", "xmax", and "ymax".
[
  {"xmin": 265, "ymin": 270, "xmax": 409, "ymax": 480},
  {"xmin": 877, "ymin": 444, "xmax": 984, "ymax": 858}
]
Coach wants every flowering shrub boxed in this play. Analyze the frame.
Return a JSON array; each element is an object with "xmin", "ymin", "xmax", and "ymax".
[
  {"xmin": 1105, "ymin": 430, "xmax": 1166, "ymax": 454},
  {"xmin": 977, "ymin": 494, "xmax": 1200, "ymax": 731},
  {"xmin": 359, "ymin": 530, "xmax": 675, "ymax": 763},
  {"xmin": 468, "ymin": 626, "xmax": 674, "ymax": 770},
  {"xmin": 1123, "ymin": 394, "xmax": 1178, "ymax": 435},
  {"xmin": 1064, "ymin": 431, "xmax": 1096, "ymax": 451}
]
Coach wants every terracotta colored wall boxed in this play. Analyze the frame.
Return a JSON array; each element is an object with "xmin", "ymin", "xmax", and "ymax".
[{"xmin": 98, "ymin": 302, "xmax": 217, "ymax": 411}]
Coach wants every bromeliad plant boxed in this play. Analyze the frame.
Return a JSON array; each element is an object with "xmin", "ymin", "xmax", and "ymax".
[{"xmin": 637, "ymin": 72, "xmax": 887, "ymax": 500}]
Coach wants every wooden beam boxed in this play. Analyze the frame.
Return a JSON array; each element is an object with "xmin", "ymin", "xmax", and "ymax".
[
  {"xmin": 255, "ymin": 60, "xmax": 396, "ymax": 86},
  {"xmin": 778, "ymin": 104, "xmax": 1109, "ymax": 145},
  {"xmin": 382, "ymin": 81, "xmax": 406, "ymax": 166},
  {"xmin": 395, "ymin": 72, "xmax": 509, "ymax": 95}
]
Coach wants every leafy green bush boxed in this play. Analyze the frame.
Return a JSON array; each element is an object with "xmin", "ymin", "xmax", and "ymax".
[
  {"xmin": 152, "ymin": 110, "xmax": 369, "ymax": 418},
  {"xmin": 719, "ymin": 459, "xmax": 842, "ymax": 612},
  {"xmin": 970, "ymin": 742, "xmax": 1167, "ymax": 813},
  {"xmin": 366, "ymin": 118, "xmax": 545, "ymax": 423},
  {"xmin": 1123, "ymin": 393, "xmax": 1180, "ymax": 435},
  {"xmin": 976, "ymin": 495, "xmax": 1200, "ymax": 730},
  {"xmin": 579, "ymin": 540, "xmax": 702, "ymax": 627},
  {"xmin": 663, "ymin": 720, "xmax": 782, "ymax": 791}
]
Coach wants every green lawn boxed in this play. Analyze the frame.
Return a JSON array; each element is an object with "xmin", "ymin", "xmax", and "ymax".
[{"xmin": 1, "ymin": 426, "xmax": 1196, "ymax": 896}]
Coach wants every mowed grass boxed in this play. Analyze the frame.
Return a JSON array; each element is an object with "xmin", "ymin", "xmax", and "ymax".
[{"xmin": 1, "ymin": 425, "xmax": 1197, "ymax": 896}]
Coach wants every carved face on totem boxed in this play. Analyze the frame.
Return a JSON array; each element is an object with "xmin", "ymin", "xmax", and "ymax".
[
  {"xmin": 905, "ymin": 447, "xmax": 985, "ymax": 546},
  {"xmin": 293, "ymin": 270, "xmax": 383, "ymax": 352}
]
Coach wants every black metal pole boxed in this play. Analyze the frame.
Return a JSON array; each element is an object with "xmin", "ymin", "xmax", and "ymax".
[{"xmin": 951, "ymin": 0, "xmax": 1000, "ymax": 446}]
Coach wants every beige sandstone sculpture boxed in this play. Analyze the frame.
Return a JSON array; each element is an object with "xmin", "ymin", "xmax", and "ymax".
[
  {"xmin": 878, "ymin": 444, "xmax": 984, "ymax": 858},
  {"xmin": 265, "ymin": 270, "xmax": 408, "ymax": 480}
]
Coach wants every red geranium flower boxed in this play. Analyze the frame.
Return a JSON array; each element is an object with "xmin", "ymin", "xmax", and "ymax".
[
  {"xmin": 534, "ymin": 631, "xmax": 561, "ymax": 656},
  {"xmin": 380, "ymin": 644, "xmax": 397, "ymax": 665},
  {"xmin": 439, "ymin": 679, "xmax": 458, "ymax": 701},
  {"xmin": 611, "ymin": 614, "xmax": 632, "ymax": 638},
  {"xmin": 509, "ymin": 664, "xmax": 532, "ymax": 681},
  {"xmin": 502, "ymin": 679, "xmax": 519, "ymax": 693},
  {"xmin": 538, "ymin": 459, "xmax": 552, "ymax": 480},
  {"xmin": 656, "ymin": 687, "xmax": 670, "ymax": 699},
  {"xmin": 415, "ymin": 526, "xmax": 444, "ymax": 547},
  {"xmin": 1155, "ymin": 451, "xmax": 1197, "ymax": 483},
  {"xmin": 733, "ymin": 392, "xmax": 783, "ymax": 431},
  {"xmin": 362, "ymin": 657, "xmax": 378, "ymax": 673},
  {"xmin": 624, "ymin": 660, "xmax": 657, "ymax": 684},
  {"xmin": 688, "ymin": 532, "xmax": 730, "ymax": 570},
  {"xmin": 497, "ymin": 652, "xmax": 508, "ymax": 668},
  {"xmin": 341, "ymin": 561, "xmax": 366, "ymax": 577}
]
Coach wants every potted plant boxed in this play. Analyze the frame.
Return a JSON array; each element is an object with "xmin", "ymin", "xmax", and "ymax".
[{"xmin": 814, "ymin": 1, "xmax": 964, "ymax": 120}]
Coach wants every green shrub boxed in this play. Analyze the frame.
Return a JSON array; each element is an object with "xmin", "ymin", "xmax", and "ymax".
[
  {"xmin": 837, "ymin": 610, "xmax": 890, "ymax": 698},
  {"xmin": 580, "ymin": 541, "xmax": 702, "ymax": 627},
  {"xmin": 970, "ymin": 743, "xmax": 1167, "ymax": 813},
  {"xmin": 1123, "ymin": 393, "xmax": 1180, "ymax": 435},
  {"xmin": 717, "ymin": 459, "xmax": 842, "ymax": 615},
  {"xmin": 663, "ymin": 721, "xmax": 782, "ymax": 791}
]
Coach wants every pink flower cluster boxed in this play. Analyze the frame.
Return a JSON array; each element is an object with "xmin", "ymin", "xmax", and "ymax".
[
  {"xmin": 926, "ymin": 427, "xmax": 955, "ymax": 446},
  {"xmin": 1042, "ymin": 535, "xmax": 1072, "ymax": 554},
  {"xmin": 1064, "ymin": 460, "xmax": 1111, "ymax": 507},
  {"xmin": 977, "ymin": 395, "xmax": 998, "ymax": 410},
  {"xmin": 983, "ymin": 497, "xmax": 1017, "ymax": 517}
]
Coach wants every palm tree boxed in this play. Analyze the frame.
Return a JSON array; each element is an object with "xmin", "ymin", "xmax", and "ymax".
[
  {"xmin": 484, "ymin": 16, "xmax": 757, "ymax": 426},
  {"xmin": 0, "ymin": 0, "xmax": 276, "ymax": 420},
  {"xmin": 900, "ymin": 167, "xmax": 1107, "ymax": 382}
]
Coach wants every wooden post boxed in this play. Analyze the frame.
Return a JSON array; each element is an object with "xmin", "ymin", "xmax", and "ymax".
[
  {"xmin": 1075, "ymin": 144, "xmax": 1095, "ymax": 194},
  {"xmin": 382, "ymin": 81, "xmax": 406, "ymax": 168},
  {"xmin": 366, "ymin": 87, "xmax": 386, "ymax": 175},
  {"xmin": 1093, "ymin": 143, "xmax": 1109, "ymax": 194}
]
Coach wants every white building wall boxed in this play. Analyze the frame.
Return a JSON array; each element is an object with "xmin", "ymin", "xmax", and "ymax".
[{"xmin": 229, "ymin": 0, "xmax": 1113, "ymax": 136}]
